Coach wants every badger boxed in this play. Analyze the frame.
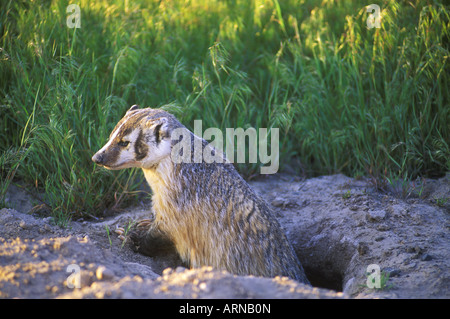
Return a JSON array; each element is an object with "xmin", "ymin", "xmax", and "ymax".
[{"xmin": 92, "ymin": 105, "xmax": 310, "ymax": 284}]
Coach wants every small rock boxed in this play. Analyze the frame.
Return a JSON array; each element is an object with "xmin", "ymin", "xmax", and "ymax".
[
  {"xmin": 96, "ymin": 266, "xmax": 114, "ymax": 281},
  {"xmin": 406, "ymin": 246, "xmax": 423, "ymax": 254},
  {"xmin": 420, "ymin": 253, "xmax": 432, "ymax": 261},
  {"xmin": 162, "ymin": 267, "xmax": 174, "ymax": 275},
  {"xmin": 43, "ymin": 217, "xmax": 53, "ymax": 224},
  {"xmin": 376, "ymin": 224, "xmax": 390, "ymax": 231},
  {"xmin": 19, "ymin": 220, "xmax": 26, "ymax": 229},
  {"xmin": 75, "ymin": 271, "xmax": 94, "ymax": 288},
  {"xmin": 367, "ymin": 210, "xmax": 386, "ymax": 222},
  {"xmin": 77, "ymin": 236, "xmax": 89, "ymax": 244},
  {"xmin": 407, "ymin": 262, "xmax": 417, "ymax": 268},
  {"xmin": 175, "ymin": 266, "xmax": 187, "ymax": 273},
  {"xmin": 343, "ymin": 277, "xmax": 355, "ymax": 294},
  {"xmin": 357, "ymin": 242, "xmax": 369, "ymax": 255},
  {"xmin": 383, "ymin": 267, "xmax": 401, "ymax": 277},
  {"xmin": 271, "ymin": 197, "xmax": 286, "ymax": 207}
]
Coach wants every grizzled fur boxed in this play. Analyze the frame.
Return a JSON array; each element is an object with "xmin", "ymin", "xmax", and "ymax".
[{"xmin": 92, "ymin": 105, "xmax": 310, "ymax": 284}]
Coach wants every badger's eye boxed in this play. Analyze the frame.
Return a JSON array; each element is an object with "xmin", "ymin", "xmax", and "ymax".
[{"xmin": 118, "ymin": 140, "xmax": 130, "ymax": 147}]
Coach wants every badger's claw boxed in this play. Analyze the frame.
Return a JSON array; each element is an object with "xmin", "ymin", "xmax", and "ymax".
[
  {"xmin": 114, "ymin": 219, "xmax": 152, "ymax": 243},
  {"xmin": 114, "ymin": 226, "xmax": 127, "ymax": 243},
  {"xmin": 136, "ymin": 219, "xmax": 152, "ymax": 230},
  {"xmin": 113, "ymin": 218, "xmax": 177, "ymax": 257},
  {"xmin": 115, "ymin": 226, "xmax": 125, "ymax": 236}
]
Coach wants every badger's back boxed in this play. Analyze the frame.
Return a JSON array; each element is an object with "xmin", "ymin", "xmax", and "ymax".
[{"xmin": 144, "ymin": 146, "xmax": 309, "ymax": 283}]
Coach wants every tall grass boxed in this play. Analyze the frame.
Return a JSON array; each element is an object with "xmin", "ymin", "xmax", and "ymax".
[
  {"xmin": 274, "ymin": 1, "xmax": 450, "ymax": 179},
  {"xmin": 0, "ymin": 0, "xmax": 448, "ymax": 224}
]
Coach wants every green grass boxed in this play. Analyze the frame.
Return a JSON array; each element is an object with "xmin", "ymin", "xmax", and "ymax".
[{"xmin": 1, "ymin": 0, "xmax": 449, "ymax": 225}]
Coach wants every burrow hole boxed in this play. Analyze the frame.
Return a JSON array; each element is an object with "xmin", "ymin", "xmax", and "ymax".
[{"xmin": 294, "ymin": 234, "xmax": 356, "ymax": 292}]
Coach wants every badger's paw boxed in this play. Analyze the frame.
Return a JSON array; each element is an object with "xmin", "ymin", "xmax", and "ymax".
[
  {"xmin": 115, "ymin": 225, "xmax": 126, "ymax": 241},
  {"xmin": 116, "ymin": 219, "xmax": 176, "ymax": 257},
  {"xmin": 115, "ymin": 219, "xmax": 152, "ymax": 250}
]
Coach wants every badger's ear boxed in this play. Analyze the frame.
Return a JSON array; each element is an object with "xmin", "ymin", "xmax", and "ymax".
[
  {"xmin": 127, "ymin": 104, "xmax": 140, "ymax": 113},
  {"xmin": 147, "ymin": 117, "xmax": 170, "ymax": 142}
]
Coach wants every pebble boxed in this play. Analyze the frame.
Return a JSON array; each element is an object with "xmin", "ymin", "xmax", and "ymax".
[
  {"xmin": 407, "ymin": 262, "xmax": 417, "ymax": 268},
  {"xmin": 420, "ymin": 253, "xmax": 432, "ymax": 261},
  {"xmin": 357, "ymin": 242, "xmax": 369, "ymax": 255},
  {"xmin": 376, "ymin": 224, "xmax": 390, "ymax": 231},
  {"xmin": 96, "ymin": 266, "xmax": 114, "ymax": 281},
  {"xmin": 384, "ymin": 267, "xmax": 401, "ymax": 277},
  {"xmin": 162, "ymin": 267, "xmax": 174, "ymax": 275},
  {"xmin": 367, "ymin": 210, "xmax": 386, "ymax": 222},
  {"xmin": 175, "ymin": 266, "xmax": 187, "ymax": 273},
  {"xmin": 79, "ymin": 271, "xmax": 94, "ymax": 288},
  {"xmin": 406, "ymin": 246, "xmax": 423, "ymax": 254},
  {"xmin": 271, "ymin": 197, "xmax": 286, "ymax": 207}
]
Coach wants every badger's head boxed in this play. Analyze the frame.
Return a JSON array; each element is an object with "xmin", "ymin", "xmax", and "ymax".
[{"xmin": 92, "ymin": 105, "xmax": 181, "ymax": 170}]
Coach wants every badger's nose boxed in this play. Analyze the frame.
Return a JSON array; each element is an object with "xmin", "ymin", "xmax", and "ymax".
[{"xmin": 92, "ymin": 152, "xmax": 104, "ymax": 165}]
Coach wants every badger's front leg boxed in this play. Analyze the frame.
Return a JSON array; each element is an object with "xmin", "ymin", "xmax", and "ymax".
[{"xmin": 116, "ymin": 219, "xmax": 176, "ymax": 257}]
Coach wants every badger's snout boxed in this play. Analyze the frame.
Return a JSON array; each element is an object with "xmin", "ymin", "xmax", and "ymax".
[
  {"xmin": 91, "ymin": 146, "xmax": 134, "ymax": 170},
  {"xmin": 92, "ymin": 152, "xmax": 105, "ymax": 165}
]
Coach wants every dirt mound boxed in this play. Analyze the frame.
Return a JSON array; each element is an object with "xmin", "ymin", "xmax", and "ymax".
[
  {"xmin": 250, "ymin": 174, "xmax": 449, "ymax": 298},
  {"xmin": 1, "ymin": 174, "xmax": 448, "ymax": 298},
  {"xmin": 0, "ymin": 208, "xmax": 340, "ymax": 299}
]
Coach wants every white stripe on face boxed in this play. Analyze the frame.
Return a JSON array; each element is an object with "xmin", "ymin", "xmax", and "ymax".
[
  {"xmin": 101, "ymin": 110, "xmax": 145, "ymax": 151},
  {"xmin": 98, "ymin": 120, "xmax": 127, "ymax": 153}
]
